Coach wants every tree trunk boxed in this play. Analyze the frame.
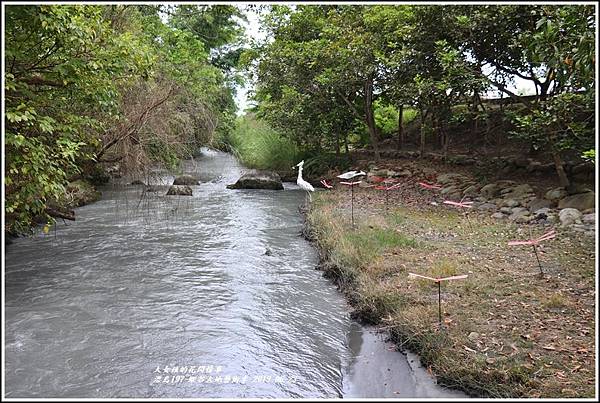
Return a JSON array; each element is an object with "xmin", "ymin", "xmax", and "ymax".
[
  {"xmin": 441, "ymin": 122, "xmax": 449, "ymax": 161},
  {"xmin": 364, "ymin": 77, "xmax": 381, "ymax": 161},
  {"xmin": 435, "ymin": 113, "xmax": 444, "ymax": 150},
  {"xmin": 551, "ymin": 150, "xmax": 570, "ymax": 188},
  {"xmin": 397, "ymin": 104, "xmax": 404, "ymax": 150},
  {"xmin": 343, "ymin": 135, "xmax": 349, "ymax": 154},
  {"xmin": 419, "ymin": 108, "xmax": 427, "ymax": 158}
]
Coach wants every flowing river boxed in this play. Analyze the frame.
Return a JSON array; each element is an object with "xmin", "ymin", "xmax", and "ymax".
[{"xmin": 4, "ymin": 148, "xmax": 466, "ymax": 398}]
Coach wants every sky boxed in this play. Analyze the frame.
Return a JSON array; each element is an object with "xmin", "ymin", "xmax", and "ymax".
[
  {"xmin": 232, "ymin": 5, "xmax": 538, "ymax": 115},
  {"xmin": 234, "ymin": 6, "xmax": 265, "ymax": 114}
]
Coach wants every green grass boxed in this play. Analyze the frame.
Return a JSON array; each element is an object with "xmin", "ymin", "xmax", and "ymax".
[{"xmin": 224, "ymin": 114, "xmax": 300, "ymax": 171}]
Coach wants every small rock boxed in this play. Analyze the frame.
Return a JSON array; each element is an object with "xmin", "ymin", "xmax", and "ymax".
[
  {"xmin": 500, "ymin": 207, "xmax": 513, "ymax": 214},
  {"xmin": 529, "ymin": 197, "xmax": 554, "ymax": 212},
  {"xmin": 546, "ymin": 214, "xmax": 558, "ymax": 223},
  {"xmin": 582, "ymin": 213, "xmax": 595, "ymax": 224},
  {"xmin": 514, "ymin": 214, "xmax": 533, "ymax": 223},
  {"xmin": 559, "ymin": 208, "xmax": 583, "ymax": 226},
  {"xmin": 422, "ymin": 167, "xmax": 436, "ymax": 177},
  {"xmin": 511, "ymin": 207, "xmax": 528, "ymax": 214},
  {"xmin": 572, "ymin": 162, "xmax": 594, "ymax": 175},
  {"xmin": 478, "ymin": 203, "xmax": 497, "ymax": 211},
  {"xmin": 491, "ymin": 212, "xmax": 505, "ymax": 219},
  {"xmin": 509, "ymin": 208, "xmax": 531, "ymax": 222},
  {"xmin": 441, "ymin": 186, "xmax": 459, "ymax": 196},
  {"xmin": 513, "ymin": 157, "xmax": 530, "ymax": 168},
  {"xmin": 166, "ymin": 185, "xmax": 193, "ymax": 196},
  {"xmin": 501, "ymin": 198, "xmax": 520, "ymax": 208},
  {"xmin": 533, "ymin": 208, "xmax": 552, "ymax": 219},
  {"xmin": 526, "ymin": 161, "xmax": 543, "ymax": 173},
  {"xmin": 468, "ymin": 332, "xmax": 480, "ymax": 341}
]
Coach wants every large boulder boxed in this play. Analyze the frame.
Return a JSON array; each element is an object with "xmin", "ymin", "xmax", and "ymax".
[
  {"xmin": 227, "ymin": 170, "xmax": 284, "ymax": 190},
  {"xmin": 545, "ymin": 187, "xmax": 568, "ymax": 202},
  {"xmin": 437, "ymin": 173, "xmax": 466, "ymax": 185},
  {"xmin": 559, "ymin": 208, "xmax": 583, "ymax": 226},
  {"xmin": 502, "ymin": 183, "xmax": 535, "ymax": 199},
  {"xmin": 558, "ymin": 192, "xmax": 595, "ymax": 211},
  {"xmin": 480, "ymin": 183, "xmax": 500, "ymax": 199},
  {"xmin": 463, "ymin": 184, "xmax": 480, "ymax": 197},
  {"xmin": 166, "ymin": 185, "xmax": 193, "ymax": 196},
  {"xmin": 529, "ymin": 197, "xmax": 554, "ymax": 212},
  {"xmin": 173, "ymin": 175, "xmax": 200, "ymax": 186}
]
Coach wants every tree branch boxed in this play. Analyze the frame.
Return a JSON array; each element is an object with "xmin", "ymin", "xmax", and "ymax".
[{"xmin": 337, "ymin": 90, "xmax": 364, "ymax": 121}]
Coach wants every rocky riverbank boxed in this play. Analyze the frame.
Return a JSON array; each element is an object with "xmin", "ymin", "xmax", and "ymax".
[{"xmin": 303, "ymin": 164, "xmax": 595, "ymax": 398}]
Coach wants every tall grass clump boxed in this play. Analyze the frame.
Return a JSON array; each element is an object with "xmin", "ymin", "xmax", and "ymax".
[{"xmin": 223, "ymin": 114, "xmax": 300, "ymax": 171}]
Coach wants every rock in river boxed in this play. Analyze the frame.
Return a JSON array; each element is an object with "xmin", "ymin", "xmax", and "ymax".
[
  {"xmin": 227, "ymin": 170, "xmax": 284, "ymax": 190},
  {"xmin": 166, "ymin": 185, "xmax": 193, "ymax": 196},
  {"xmin": 173, "ymin": 175, "xmax": 200, "ymax": 186}
]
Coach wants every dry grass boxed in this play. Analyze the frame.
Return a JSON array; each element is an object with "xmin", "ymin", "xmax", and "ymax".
[{"xmin": 306, "ymin": 188, "xmax": 596, "ymax": 398}]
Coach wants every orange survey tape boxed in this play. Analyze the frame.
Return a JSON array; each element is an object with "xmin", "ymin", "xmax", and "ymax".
[
  {"xmin": 508, "ymin": 230, "xmax": 556, "ymax": 246},
  {"xmin": 408, "ymin": 273, "xmax": 469, "ymax": 282}
]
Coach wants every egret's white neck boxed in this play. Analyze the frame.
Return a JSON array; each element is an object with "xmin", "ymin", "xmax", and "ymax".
[{"xmin": 296, "ymin": 166, "xmax": 304, "ymax": 181}]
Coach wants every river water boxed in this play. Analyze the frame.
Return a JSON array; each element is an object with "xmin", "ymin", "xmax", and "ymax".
[{"xmin": 4, "ymin": 148, "xmax": 466, "ymax": 398}]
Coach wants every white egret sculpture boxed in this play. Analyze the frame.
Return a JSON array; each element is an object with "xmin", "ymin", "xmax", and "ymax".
[
  {"xmin": 337, "ymin": 170, "xmax": 366, "ymax": 180},
  {"xmin": 294, "ymin": 160, "xmax": 315, "ymax": 203},
  {"xmin": 337, "ymin": 170, "xmax": 366, "ymax": 228}
]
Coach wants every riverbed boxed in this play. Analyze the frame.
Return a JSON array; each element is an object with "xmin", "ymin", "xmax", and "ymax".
[{"xmin": 4, "ymin": 148, "xmax": 465, "ymax": 398}]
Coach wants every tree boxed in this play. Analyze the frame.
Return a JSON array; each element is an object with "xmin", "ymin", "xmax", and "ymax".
[
  {"xmin": 4, "ymin": 5, "xmax": 242, "ymax": 234},
  {"xmin": 455, "ymin": 5, "xmax": 595, "ymax": 186}
]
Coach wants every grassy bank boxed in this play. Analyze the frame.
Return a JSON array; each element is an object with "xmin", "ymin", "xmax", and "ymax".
[
  {"xmin": 221, "ymin": 114, "xmax": 352, "ymax": 180},
  {"xmin": 223, "ymin": 114, "xmax": 300, "ymax": 172},
  {"xmin": 306, "ymin": 188, "xmax": 595, "ymax": 398}
]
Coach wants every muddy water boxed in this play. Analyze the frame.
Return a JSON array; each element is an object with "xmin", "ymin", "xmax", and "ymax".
[{"xmin": 4, "ymin": 148, "xmax": 466, "ymax": 398}]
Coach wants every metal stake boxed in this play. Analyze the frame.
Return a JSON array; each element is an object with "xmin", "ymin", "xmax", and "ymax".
[
  {"xmin": 351, "ymin": 184, "xmax": 355, "ymax": 228},
  {"xmin": 385, "ymin": 190, "xmax": 389, "ymax": 212},
  {"xmin": 437, "ymin": 281, "xmax": 442, "ymax": 328},
  {"xmin": 532, "ymin": 244, "xmax": 543, "ymax": 276},
  {"xmin": 464, "ymin": 211, "xmax": 473, "ymax": 232}
]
